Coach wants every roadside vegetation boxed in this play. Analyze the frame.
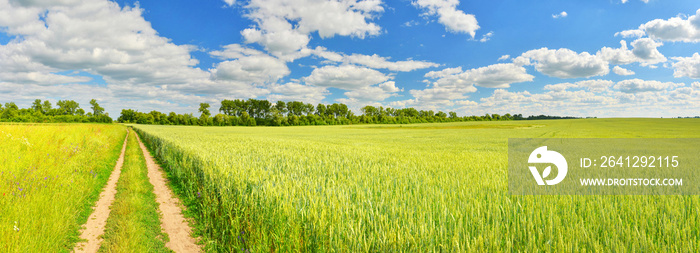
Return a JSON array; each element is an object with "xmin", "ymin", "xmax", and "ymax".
[
  {"xmin": 99, "ymin": 129, "xmax": 171, "ymax": 252},
  {"xmin": 0, "ymin": 124, "xmax": 125, "ymax": 252}
]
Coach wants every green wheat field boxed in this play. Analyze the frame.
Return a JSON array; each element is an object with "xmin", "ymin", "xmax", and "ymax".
[{"xmin": 1, "ymin": 118, "xmax": 699, "ymax": 252}]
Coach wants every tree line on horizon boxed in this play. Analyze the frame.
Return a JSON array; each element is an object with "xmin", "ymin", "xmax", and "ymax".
[
  {"xmin": 0, "ymin": 99, "xmax": 112, "ymax": 123},
  {"xmin": 116, "ymin": 98, "xmax": 577, "ymax": 126},
  {"xmin": 0, "ymin": 98, "xmax": 579, "ymax": 125}
]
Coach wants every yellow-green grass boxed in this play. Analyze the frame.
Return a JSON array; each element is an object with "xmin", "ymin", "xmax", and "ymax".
[
  {"xmin": 0, "ymin": 123, "xmax": 126, "ymax": 252},
  {"xmin": 133, "ymin": 118, "xmax": 700, "ymax": 252},
  {"xmin": 99, "ymin": 129, "xmax": 171, "ymax": 253}
]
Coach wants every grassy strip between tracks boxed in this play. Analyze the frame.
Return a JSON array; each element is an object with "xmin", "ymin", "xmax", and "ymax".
[{"xmin": 99, "ymin": 129, "xmax": 172, "ymax": 253}]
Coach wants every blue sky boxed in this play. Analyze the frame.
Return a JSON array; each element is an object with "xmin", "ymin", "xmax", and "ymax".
[{"xmin": 1, "ymin": 0, "xmax": 699, "ymax": 117}]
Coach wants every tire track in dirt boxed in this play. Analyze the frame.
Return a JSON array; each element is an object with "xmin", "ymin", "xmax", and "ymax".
[
  {"xmin": 134, "ymin": 131, "xmax": 200, "ymax": 253},
  {"xmin": 74, "ymin": 129, "xmax": 129, "ymax": 253}
]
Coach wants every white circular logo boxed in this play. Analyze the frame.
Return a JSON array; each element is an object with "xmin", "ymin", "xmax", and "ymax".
[{"xmin": 528, "ymin": 146, "xmax": 568, "ymax": 185}]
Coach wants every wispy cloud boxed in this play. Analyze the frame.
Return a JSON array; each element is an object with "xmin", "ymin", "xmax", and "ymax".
[{"xmin": 552, "ymin": 11, "xmax": 568, "ymax": 19}]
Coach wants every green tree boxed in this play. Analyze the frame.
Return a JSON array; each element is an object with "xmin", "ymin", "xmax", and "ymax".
[
  {"xmin": 246, "ymin": 99, "xmax": 271, "ymax": 119},
  {"xmin": 329, "ymin": 103, "xmax": 340, "ymax": 117},
  {"xmin": 199, "ymin": 103, "xmax": 211, "ymax": 125},
  {"xmin": 316, "ymin": 104, "xmax": 327, "ymax": 117},
  {"xmin": 304, "ymin": 103, "xmax": 315, "ymax": 116},
  {"xmin": 56, "ymin": 100, "xmax": 80, "ymax": 115},
  {"xmin": 339, "ymin": 103, "xmax": 349, "ymax": 118},
  {"xmin": 275, "ymin": 101, "xmax": 287, "ymax": 116},
  {"xmin": 235, "ymin": 99, "xmax": 248, "ymax": 117},
  {"xmin": 149, "ymin": 110, "xmax": 167, "ymax": 124},
  {"xmin": 288, "ymin": 101, "xmax": 309, "ymax": 116},
  {"xmin": 199, "ymin": 103, "xmax": 211, "ymax": 117},
  {"xmin": 118, "ymin": 109, "xmax": 137, "ymax": 123},
  {"xmin": 136, "ymin": 112, "xmax": 153, "ymax": 124},
  {"xmin": 240, "ymin": 111, "xmax": 255, "ymax": 126},
  {"xmin": 385, "ymin": 107, "xmax": 395, "ymax": 117},
  {"xmin": 90, "ymin": 99, "xmax": 105, "ymax": 116},
  {"xmin": 219, "ymin": 99, "xmax": 232, "ymax": 115},
  {"xmin": 42, "ymin": 100, "xmax": 52, "ymax": 115},
  {"xmin": 5, "ymin": 102, "xmax": 18, "ymax": 110},
  {"xmin": 405, "ymin": 107, "xmax": 419, "ymax": 117},
  {"xmin": 2, "ymin": 102, "xmax": 19, "ymax": 119},
  {"xmin": 219, "ymin": 99, "xmax": 245, "ymax": 116},
  {"xmin": 213, "ymin": 114, "xmax": 227, "ymax": 126},
  {"xmin": 32, "ymin": 99, "xmax": 43, "ymax": 113},
  {"xmin": 168, "ymin": 112, "xmax": 177, "ymax": 125},
  {"xmin": 361, "ymin": 105, "xmax": 378, "ymax": 117}
]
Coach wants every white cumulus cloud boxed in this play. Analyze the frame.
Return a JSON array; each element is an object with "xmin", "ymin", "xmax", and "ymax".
[
  {"xmin": 613, "ymin": 79, "xmax": 683, "ymax": 93},
  {"xmin": 0, "ymin": 0, "xmax": 275, "ymax": 116},
  {"xmin": 613, "ymin": 66, "xmax": 636, "ymax": 76},
  {"xmin": 241, "ymin": 0, "xmax": 384, "ymax": 56},
  {"xmin": 672, "ymin": 53, "xmax": 700, "ymax": 79},
  {"xmin": 516, "ymin": 48, "xmax": 609, "ymax": 79},
  {"xmin": 210, "ymin": 44, "xmax": 265, "ymax": 59},
  {"xmin": 343, "ymin": 81, "xmax": 403, "ymax": 102},
  {"xmin": 312, "ymin": 47, "xmax": 440, "ymax": 72},
  {"xmin": 303, "ymin": 65, "xmax": 390, "ymax": 90},
  {"xmin": 615, "ymin": 29, "xmax": 646, "ymax": 38},
  {"xmin": 402, "ymin": 63, "xmax": 533, "ymax": 110},
  {"xmin": 596, "ymin": 39, "xmax": 666, "ymax": 67},
  {"xmin": 211, "ymin": 54, "xmax": 290, "ymax": 84},
  {"xmin": 0, "ymin": 0, "xmax": 207, "ymax": 87},
  {"xmin": 543, "ymin": 79, "xmax": 614, "ymax": 93},
  {"xmin": 425, "ymin": 63, "xmax": 534, "ymax": 88},
  {"xmin": 617, "ymin": 9, "xmax": 700, "ymax": 42},
  {"xmin": 630, "ymin": 38, "xmax": 666, "ymax": 65},
  {"xmin": 267, "ymin": 82, "xmax": 329, "ymax": 104},
  {"xmin": 412, "ymin": 0, "xmax": 480, "ymax": 37},
  {"xmin": 406, "ymin": 85, "xmax": 476, "ymax": 108},
  {"xmin": 461, "ymin": 78, "xmax": 700, "ymax": 118}
]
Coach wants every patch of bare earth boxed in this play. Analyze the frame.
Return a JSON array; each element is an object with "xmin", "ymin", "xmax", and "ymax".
[
  {"xmin": 74, "ymin": 129, "xmax": 129, "ymax": 253},
  {"xmin": 135, "ymin": 132, "xmax": 200, "ymax": 253}
]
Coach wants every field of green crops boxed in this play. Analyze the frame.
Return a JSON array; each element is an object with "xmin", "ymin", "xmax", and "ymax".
[
  {"xmin": 133, "ymin": 118, "xmax": 700, "ymax": 252},
  {"xmin": 0, "ymin": 123, "xmax": 126, "ymax": 252}
]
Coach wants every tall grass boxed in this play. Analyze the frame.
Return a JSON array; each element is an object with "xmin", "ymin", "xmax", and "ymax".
[
  {"xmin": 0, "ymin": 123, "xmax": 126, "ymax": 252},
  {"xmin": 133, "ymin": 119, "xmax": 700, "ymax": 251}
]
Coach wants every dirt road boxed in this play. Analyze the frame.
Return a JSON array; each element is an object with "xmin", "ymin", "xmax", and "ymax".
[
  {"xmin": 135, "ymin": 132, "xmax": 200, "ymax": 253},
  {"xmin": 74, "ymin": 129, "xmax": 129, "ymax": 253}
]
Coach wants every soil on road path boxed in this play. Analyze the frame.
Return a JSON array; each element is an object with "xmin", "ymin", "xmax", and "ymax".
[
  {"xmin": 74, "ymin": 129, "xmax": 129, "ymax": 253},
  {"xmin": 135, "ymin": 132, "xmax": 200, "ymax": 253}
]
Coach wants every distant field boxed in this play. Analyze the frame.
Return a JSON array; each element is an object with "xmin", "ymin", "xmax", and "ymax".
[
  {"xmin": 134, "ymin": 118, "xmax": 700, "ymax": 251},
  {"xmin": 0, "ymin": 124, "xmax": 126, "ymax": 252}
]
